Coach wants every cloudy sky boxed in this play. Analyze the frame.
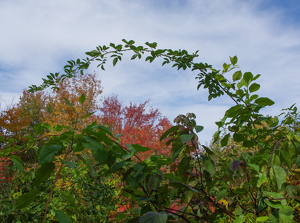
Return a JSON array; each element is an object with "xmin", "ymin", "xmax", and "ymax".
[{"xmin": 0, "ymin": 0, "xmax": 299, "ymax": 144}]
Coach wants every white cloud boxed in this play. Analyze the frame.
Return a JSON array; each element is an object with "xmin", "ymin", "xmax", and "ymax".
[{"xmin": 0, "ymin": 0, "xmax": 299, "ymax": 143}]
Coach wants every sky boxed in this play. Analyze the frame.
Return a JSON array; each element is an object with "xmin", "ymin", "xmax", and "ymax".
[{"xmin": 0, "ymin": 0, "xmax": 299, "ymax": 144}]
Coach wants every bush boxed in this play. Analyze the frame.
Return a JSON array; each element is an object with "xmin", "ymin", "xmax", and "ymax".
[{"xmin": 3, "ymin": 40, "xmax": 300, "ymax": 222}]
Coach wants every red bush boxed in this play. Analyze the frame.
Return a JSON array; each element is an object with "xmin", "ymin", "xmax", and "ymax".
[{"xmin": 0, "ymin": 157, "xmax": 13, "ymax": 187}]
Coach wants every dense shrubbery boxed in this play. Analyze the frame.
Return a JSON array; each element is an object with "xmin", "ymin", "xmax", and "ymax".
[{"xmin": 1, "ymin": 40, "xmax": 300, "ymax": 222}]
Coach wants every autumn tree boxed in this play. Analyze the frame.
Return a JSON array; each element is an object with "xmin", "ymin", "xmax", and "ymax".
[
  {"xmin": 97, "ymin": 94, "xmax": 172, "ymax": 160},
  {"xmin": 42, "ymin": 72, "xmax": 103, "ymax": 131},
  {"xmin": 0, "ymin": 73, "xmax": 103, "ymax": 164}
]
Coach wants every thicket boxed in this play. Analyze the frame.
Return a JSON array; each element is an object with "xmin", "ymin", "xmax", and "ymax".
[{"xmin": 1, "ymin": 39, "xmax": 300, "ymax": 223}]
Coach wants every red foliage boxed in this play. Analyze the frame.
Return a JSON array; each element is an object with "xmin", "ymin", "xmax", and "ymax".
[
  {"xmin": 98, "ymin": 95, "xmax": 172, "ymax": 160},
  {"xmin": 117, "ymin": 203, "xmax": 130, "ymax": 212},
  {"xmin": 0, "ymin": 157, "xmax": 13, "ymax": 187}
]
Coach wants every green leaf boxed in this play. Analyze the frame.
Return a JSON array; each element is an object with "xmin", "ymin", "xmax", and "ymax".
[
  {"xmin": 233, "ymin": 133, "xmax": 245, "ymax": 142},
  {"xmin": 243, "ymin": 140, "xmax": 254, "ymax": 148},
  {"xmin": 157, "ymin": 169, "xmax": 164, "ymax": 181},
  {"xmin": 264, "ymin": 192, "xmax": 286, "ymax": 206},
  {"xmin": 133, "ymin": 163, "xmax": 144, "ymax": 176},
  {"xmin": 127, "ymin": 217, "xmax": 140, "ymax": 223},
  {"xmin": 272, "ymin": 165, "xmax": 286, "ymax": 190},
  {"xmin": 61, "ymin": 191, "xmax": 79, "ymax": 212},
  {"xmin": 221, "ymin": 133, "xmax": 230, "ymax": 147},
  {"xmin": 62, "ymin": 161, "xmax": 76, "ymax": 168},
  {"xmin": 129, "ymin": 173, "xmax": 146, "ymax": 187},
  {"xmin": 39, "ymin": 145, "xmax": 61, "ymax": 165},
  {"xmin": 256, "ymin": 216, "xmax": 269, "ymax": 222},
  {"xmin": 206, "ymin": 179, "xmax": 218, "ymax": 193},
  {"xmin": 157, "ymin": 184, "xmax": 169, "ymax": 204},
  {"xmin": 34, "ymin": 123, "xmax": 44, "ymax": 134},
  {"xmin": 236, "ymin": 89, "xmax": 244, "ymax": 96},
  {"xmin": 41, "ymin": 123, "xmax": 53, "ymax": 131},
  {"xmin": 237, "ymin": 79, "xmax": 246, "ymax": 89},
  {"xmin": 264, "ymin": 192, "xmax": 287, "ymax": 209},
  {"xmin": 280, "ymin": 150, "xmax": 292, "ymax": 170},
  {"xmin": 79, "ymin": 93, "xmax": 86, "ymax": 104},
  {"xmin": 230, "ymin": 56, "xmax": 238, "ymax": 65},
  {"xmin": 234, "ymin": 215, "xmax": 245, "ymax": 223},
  {"xmin": 180, "ymin": 134, "xmax": 193, "ymax": 143},
  {"xmin": 243, "ymin": 72, "xmax": 253, "ymax": 84},
  {"xmin": 122, "ymin": 167, "xmax": 134, "ymax": 182},
  {"xmin": 130, "ymin": 144, "xmax": 152, "ymax": 152},
  {"xmin": 8, "ymin": 155, "xmax": 22, "ymax": 162},
  {"xmin": 215, "ymin": 74, "xmax": 224, "ymax": 81},
  {"xmin": 265, "ymin": 200, "xmax": 283, "ymax": 209},
  {"xmin": 114, "ymin": 213, "xmax": 127, "ymax": 221},
  {"xmin": 233, "ymin": 188, "xmax": 248, "ymax": 195},
  {"xmin": 178, "ymin": 156, "xmax": 191, "ymax": 179},
  {"xmin": 9, "ymin": 155, "xmax": 23, "ymax": 171},
  {"xmin": 269, "ymin": 210, "xmax": 279, "ymax": 222},
  {"xmin": 232, "ymin": 71, "xmax": 242, "ymax": 81},
  {"xmin": 151, "ymin": 156, "xmax": 173, "ymax": 165},
  {"xmin": 255, "ymin": 97, "xmax": 275, "ymax": 106},
  {"xmin": 169, "ymin": 182, "xmax": 198, "ymax": 193},
  {"xmin": 131, "ymin": 54, "xmax": 138, "ymax": 60},
  {"xmin": 160, "ymin": 126, "xmax": 179, "ymax": 141},
  {"xmin": 249, "ymin": 94, "xmax": 259, "ymax": 101},
  {"xmin": 202, "ymin": 145, "xmax": 216, "ymax": 160},
  {"xmin": 223, "ymin": 63, "xmax": 231, "ymax": 72},
  {"xmin": 195, "ymin": 125, "xmax": 204, "ymax": 133},
  {"xmin": 215, "ymin": 189, "xmax": 227, "ymax": 203},
  {"xmin": 201, "ymin": 155, "xmax": 216, "ymax": 176},
  {"xmin": 83, "ymin": 142, "xmax": 108, "ymax": 164},
  {"xmin": 248, "ymin": 164, "xmax": 260, "ymax": 173},
  {"xmin": 172, "ymin": 145, "xmax": 185, "ymax": 162},
  {"xmin": 279, "ymin": 206, "xmax": 294, "ymax": 223},
  {"xmin": 225, "ymin": 105, "xmax": 243, "ymax": 118},
  {"xmin": 294, "ymin": 134, "xmax": 300, "ymax": 143},
  {"xmin": 14, "ymin": 189, "xmax": 41, "ymax": 209},
  {"xmin": 249, "ymin": 83, "xmax": 260, "ymax": 93},
  {"xmin": 148, "ymin": 175, "xmax": 162, "ymax": 191},
  {"xmin": 253, "ymin": 74, "xmax": 261, "ymax": 80},
  {"xmin": 141, "ymin": 204, "xmax": 152, "ymax": 216},
  {"xmin": 55, "ymin": 210, "xmax": 72, "ymax": 223},
  {"xmin": 53, "ymin": 124, "xmax": 70, "ymax": 132},
  {"xmin": 257, "ymin": 173, "xmax": 267, "ymax": 187},
  {"xmin": 111, "ymin": 162, "xmax": 128, "ymax": 172},
  {"xmin": 213, "ymin": 131, "xmax": 221, "ymax": 143},
  {"xmin": 235, "ymin": 206, "xmax": 243, "ymax": 216},
  {"xmin": 33, "ymin": 163, "xmax": 55, "ymax": 186},
  {"xmin": 64, "ymin": 98, "xmax": 75, "ymax": 110},
  {"xmin": 113, "ymin": 57, "xmax": 118, "ymax": 66},
  {"xmin": 140, "ymin": 212, "xmax": 167, "ymax": 223},
  {"xmin": 249, "ymin": 177, "xmax": 259, "ymax": 188}
]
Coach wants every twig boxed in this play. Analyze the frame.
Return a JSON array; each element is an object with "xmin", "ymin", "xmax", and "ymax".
[
  {"xmin": 266, "ymin": 196, "xmax": 300, "ymax": 201},
  {"xmin": 266, "ymin": 137, "xmax": 285, "ymax": 177}
]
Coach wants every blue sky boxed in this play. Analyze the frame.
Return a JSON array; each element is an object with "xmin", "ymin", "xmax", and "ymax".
[{"xmin": 0, "ymin": 0, "xmax": 299, "ymax": 144}]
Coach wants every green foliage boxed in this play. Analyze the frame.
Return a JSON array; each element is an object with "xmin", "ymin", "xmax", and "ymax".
[{"xmin": 2, "ymin": 40, "xmax": 300, "ymax": 222}]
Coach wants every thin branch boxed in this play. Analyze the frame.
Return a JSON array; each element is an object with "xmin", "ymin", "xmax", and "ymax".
[
  {"xmin": 266, "ymin": 137, "xmax": 285, "ymax": 177},
  {"xmin": 42, "ymin": 147, "xmax": 71, "ymax": 223},
  {"xmin": 266, "ymin": 196, "xmax": 300, "ymax": 201}
]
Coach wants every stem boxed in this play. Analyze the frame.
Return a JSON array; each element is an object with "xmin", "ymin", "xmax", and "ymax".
[
  {"xmin": 42, "ymin": 148, "xmax": 70, "ymax": 223},
  {"xmin": 42, "ymin": 111, "xmax": 79, "ymax": 223},
  {"xmin": 266, "ymin": 137, "xmax": 285, "ymax": 177},
  {"xmin": 193, "ymin": 141, "xmax": 204, "ymax": 188},
  {"xmin": 242, "ymin": 162, "xmax": 257, "ymax": 214},
  {"xmin": 266, "ymin": 196, "xmax": 300, "ymax": 201},
  {"xmin": 199, "ymin": 187, "xmax": 236, "ymax": 219}
]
